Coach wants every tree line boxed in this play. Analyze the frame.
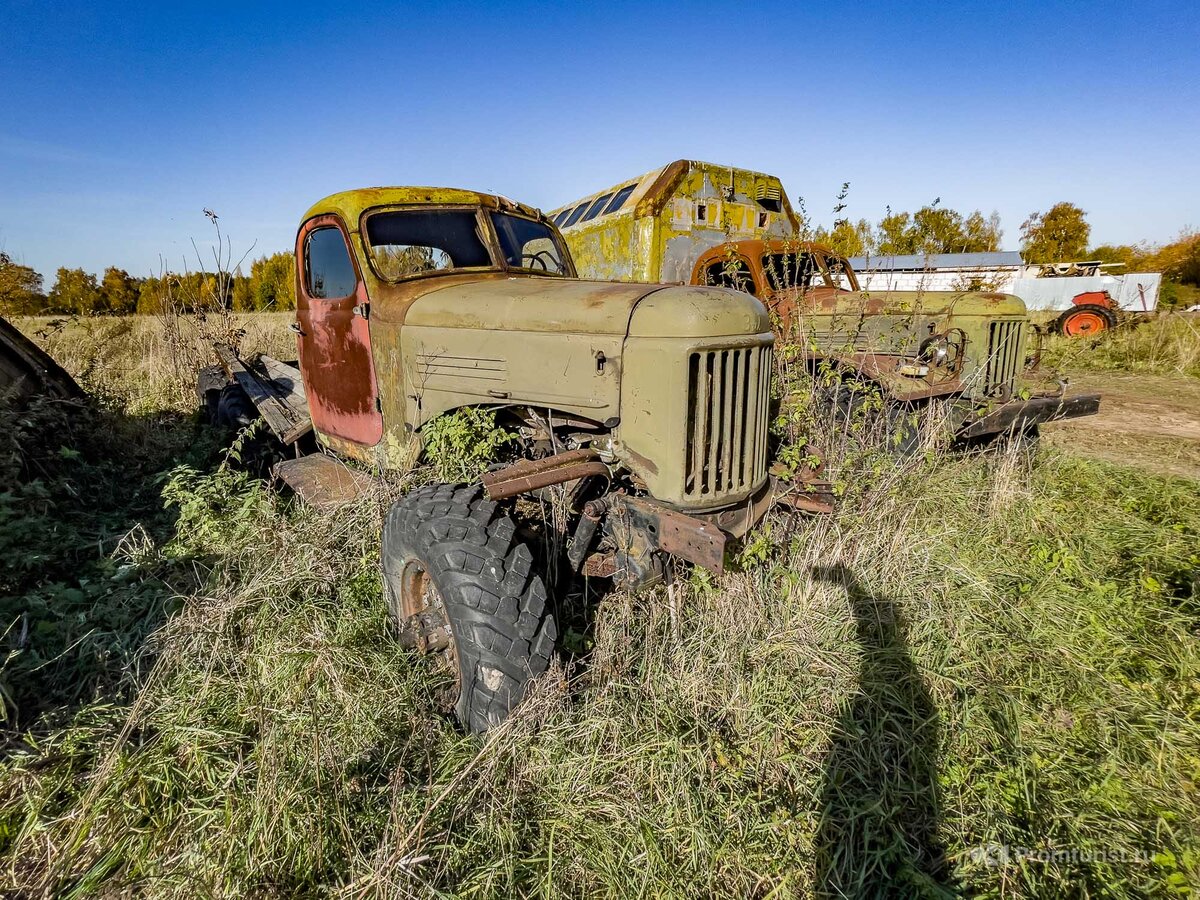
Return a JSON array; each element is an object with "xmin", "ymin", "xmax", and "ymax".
[
  {"xmin": 811, "ymin": 198, "xmax": 1200, "ymax": 306},
  {"xmin": 3, "ymin": 198, "xmax": 1199, "ymax": 316},
  {"xmin": 0, "ymin": 251, "xmax": 295, "ymax": 317}
]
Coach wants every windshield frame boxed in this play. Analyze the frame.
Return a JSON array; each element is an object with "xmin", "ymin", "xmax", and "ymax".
[
  {"xmin": 359, "ymin": 204, "xmax": 576, "ymax": 283},
  {"xmin": 485, "ymin": 210, "xmax": 576, "ymax": 278},
  {"xmin": 359, "ymin": 204, "xmax": 500, "ymax": 284}
]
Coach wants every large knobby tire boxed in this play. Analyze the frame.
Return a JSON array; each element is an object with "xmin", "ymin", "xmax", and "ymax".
[
  {"xmin": 382, "ymin": 484, "xmax": 557, "ymax": 732},
  {"xmin": 1056, "ymin": 304, "xmax": 1116, "ymax": 337}
]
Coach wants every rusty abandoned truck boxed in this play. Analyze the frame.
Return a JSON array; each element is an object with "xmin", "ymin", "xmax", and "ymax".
[
  {"xmin": 552, "ymin": 160, "xmax": 1101, "ymax": 450},
  {"xmin": 215, "ymin": 186, "xmax": 827, "ymax": 731}
]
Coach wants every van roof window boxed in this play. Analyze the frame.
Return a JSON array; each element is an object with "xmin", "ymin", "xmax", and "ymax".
[
  {"xmin": 563, "ymin": 202, "xmax": 590, "ymax": 228},
  {"xmin": 603, "ymin": 184, "xmax": 636, "ymax": 215},
  {"xmin": 582, "ymin": 193, "xmax": 613, "ymax": 223}
]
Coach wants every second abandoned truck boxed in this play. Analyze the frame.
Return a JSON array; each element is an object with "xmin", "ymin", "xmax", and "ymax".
[
  {"xmin": 267, "ymin": 186, "xmax": 825, "ymax": 731},
  {"xmin": 553, "ymin": 160, "xmax": 1101, "ymax": 449}
]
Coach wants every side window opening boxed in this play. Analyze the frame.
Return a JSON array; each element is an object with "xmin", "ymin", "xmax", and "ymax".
[
  {"xmin": 305, "ymin": 226, "xmax": 358, "ymax": 299},
  {"xmin": 552, "ymin": 209, "xmax": 571, "ymax": 227},
  {"xmin": 704, "ymin": 259, "xmax": 756, "ymax": 296},
  {"xmin": 603, "ymin": 184, "xmax": 636, "ymax": 214},
  {"xmin": 582, "ymin": 193, "xmax": 613, "ymax": 223}
]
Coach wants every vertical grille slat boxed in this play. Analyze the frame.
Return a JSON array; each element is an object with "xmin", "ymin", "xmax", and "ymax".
[
  {"xmin": 707, "ymin": 351, "xmax": 724, "ymax": 494},
  {"xmin": 984, "ymin": 320, "xmax": 1026, "ymax": 398},
  {"xmin": 743, "ymin": 348, "xmax": 761, "ymax": 488},
  {"xmin": 683, "ymin": 343, "xmax": 772, "ymax": 501}
]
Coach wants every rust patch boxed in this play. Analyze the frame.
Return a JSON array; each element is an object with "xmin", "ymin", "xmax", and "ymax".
[
  {"xmin": 295, "ymin": 213, "xmax": 384, "ymax": 448},
  {"xmin": 481, "ymin": 449, "xmax": 609, "ymax": 500}
]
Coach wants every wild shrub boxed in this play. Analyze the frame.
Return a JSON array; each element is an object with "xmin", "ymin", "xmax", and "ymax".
[{"xmin": 421, "ymin": 406, "xmax": 516, "ymax": 483}]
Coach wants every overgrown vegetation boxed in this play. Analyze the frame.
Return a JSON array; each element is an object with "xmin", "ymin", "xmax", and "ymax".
[
  {"xmin": 421, "ymin": 406, "xmax": 516, "ymax": 483},
  {"xmin": 1, "ymin": 315, "xmax": 1198, "ymax": 897},
  {"xmin": 1041, "ymin": 313, "xmax": 1200, "ymax": 379}
]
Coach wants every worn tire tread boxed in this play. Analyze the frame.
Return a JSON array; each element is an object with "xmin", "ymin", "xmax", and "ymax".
[{"xmin": 382, "ymin": 483, "xmax": 556, "ymax": 732}]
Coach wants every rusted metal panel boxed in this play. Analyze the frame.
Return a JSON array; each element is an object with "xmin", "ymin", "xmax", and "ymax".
[
  {"xmin": 957, "ymin": 393, "xmax": 1102, "ymax": 440},
  {"xmin": 0, "ymin": 316, "xmax": 82, "ymax": 402},
  {"xmin": 481, "ymin": 449, "xmax": 609, "ymax": 501},
  {"xmin": 273, "ymin": 454, "xmax": 372, "ymax": 509},
  {"xmin": 294, "ymin": 213, "xmax": 384, "ymax": 449},
  {"xmin": 613, "ymin": 494, "xmax": 727, "ymax": 575}
]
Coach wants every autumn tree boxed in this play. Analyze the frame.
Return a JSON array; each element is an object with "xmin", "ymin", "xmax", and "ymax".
[
  {"xmin": 868, "ymin": 203, "xmax": 1002, "ymax": 256},
  {"xmin": 0, "ymin": 252, "xmax": 46, "ymax": 315},
  {"xmin": 48, "ymin": 267, "xmax": 102, "ymax": 315},
  {"xmin": 812, "ymin": 218, "xmax": 873, "ymax": 257},
  {"xmin": 233, "ymin": 251, "xmax": 296, "ymax": 311},
  {"xmin": 99, "ymin": 267, "xmax": 140, "ymax": 314},
  {"xmin": 875, "ymin": 211, "xmax": 917, "ymax": 255},
  {"xmin": 1021, "ymin": 202, "xmax": 1090, "ymax": 263},
  {"xmin": 963, "ymin": 211, "xmax": 1004, "ymax": 253}
]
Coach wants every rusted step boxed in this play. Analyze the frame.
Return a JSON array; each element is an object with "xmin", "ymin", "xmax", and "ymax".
[{"xmin": 273, "ymin": 454, "xmax": 371, "ymax": 509}]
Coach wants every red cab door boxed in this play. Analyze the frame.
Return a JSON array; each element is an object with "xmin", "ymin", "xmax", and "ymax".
[{"xmin": 295, "ymin": 215, "xmax": 384, "ymax": 447}]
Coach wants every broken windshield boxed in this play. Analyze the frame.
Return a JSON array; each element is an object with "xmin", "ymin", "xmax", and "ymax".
[
  {"xmin": 762, "ymin": 252, "xmax": 821, "ymax": 291},
  {"xmin": 490, "ymin": 213, "xmax": 568, "ymax": 275},
  {"xmin": 365, "ymin": 209, "xmax": 492, "ymax": 280}
]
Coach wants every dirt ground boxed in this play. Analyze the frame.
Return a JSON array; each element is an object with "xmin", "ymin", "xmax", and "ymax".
[{"xmin": 1043, "ymin": 373, "xmax": 1200, "ymax": 480}]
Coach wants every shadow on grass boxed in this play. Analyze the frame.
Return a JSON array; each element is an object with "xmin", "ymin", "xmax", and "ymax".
[
  {"xmin": 813, "ymin": 564, "xmax": 955, "ymax": 898},
  {"xmin": 0, "ymin": 394, "xmax": 226, "ymax": 742}
]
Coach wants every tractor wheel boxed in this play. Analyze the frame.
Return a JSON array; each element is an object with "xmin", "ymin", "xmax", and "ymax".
[
  {"xmin": 1056, "ymin": 304, "xmax": 1116, "ymax": 337},
  {"xmin": 381, "ymin": 483, "xmax": 557, "ymax": 733}
]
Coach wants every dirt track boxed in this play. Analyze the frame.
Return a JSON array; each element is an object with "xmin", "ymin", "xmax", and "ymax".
[{"xmin": 1043, "ymin": 373, "xmax": 1200, "ymax": 479}]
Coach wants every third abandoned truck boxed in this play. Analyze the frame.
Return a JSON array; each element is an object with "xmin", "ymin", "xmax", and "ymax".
[{"xmin": 286, "ymin": 187, "xmax": 823, "ymax": 731}]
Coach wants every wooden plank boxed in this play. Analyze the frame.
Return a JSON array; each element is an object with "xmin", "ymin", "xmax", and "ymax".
[
  {"xmin": 255, "ymin": 354, "xmax": 310, "ymax": 423},
  {"xmin": 214, "ymin": 343, "xmax": 305, "ymax": 443}
]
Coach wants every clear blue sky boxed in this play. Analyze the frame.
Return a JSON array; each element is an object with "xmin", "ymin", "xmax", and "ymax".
[{"xmin": 2, "ymin": 0, "xmax": 1197, "ymax": 281}]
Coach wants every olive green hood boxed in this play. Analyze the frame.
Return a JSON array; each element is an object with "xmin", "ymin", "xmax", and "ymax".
[{"xmin": 403, "ymin": 277, "xmax": 769, "ymax": 338}]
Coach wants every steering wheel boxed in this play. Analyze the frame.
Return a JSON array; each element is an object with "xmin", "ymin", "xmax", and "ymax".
[{"xmin": 520, "ymin": 251, "xmax": 556, "ymax": 272}]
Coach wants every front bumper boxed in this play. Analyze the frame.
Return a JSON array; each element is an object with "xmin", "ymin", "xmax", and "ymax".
[
  {"xmin": 956, "ymin": 392, "xmax": 1102, "ymax": 440},
  {"xmin": 600, "ymin": 473, "xmax": 834, "ymax": 589}
]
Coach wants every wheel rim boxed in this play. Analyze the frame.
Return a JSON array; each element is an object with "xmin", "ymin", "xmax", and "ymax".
[
  {"xmin": 396, "ymin": 561, "xmax": 461, "ymax": 702},
  {"xmin": 1063, "ymin": 310, "xmax": 1108, "ymax": 336}
]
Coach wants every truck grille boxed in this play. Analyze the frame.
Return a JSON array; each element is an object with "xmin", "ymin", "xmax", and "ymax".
[
  {"xmin": 684, "ymin": 345, "xmax": 772, "ymax": 498},
  {"xmin": 984, "ymin": 320, "xmax": 1026, "ymax": 398}
]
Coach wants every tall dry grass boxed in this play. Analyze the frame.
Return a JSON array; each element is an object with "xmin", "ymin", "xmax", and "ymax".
[
  {"xmin": 1040, "ymin": 312, "xmax": 1200, "ymax": 379},
  {"xmin": 1, "ymin": 312, "xmax": 1198, "ymax": 897},
  {"xmin": 13, "ymin": 312, "xmax": 295, "ymax": 413}
]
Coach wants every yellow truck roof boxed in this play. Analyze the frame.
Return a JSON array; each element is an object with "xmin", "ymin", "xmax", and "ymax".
[{"xmin": 302, "ymin": 187, "xmax": 545, "ymax": 230}]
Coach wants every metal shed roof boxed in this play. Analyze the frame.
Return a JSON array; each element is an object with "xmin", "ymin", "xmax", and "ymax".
[{"xmin": 848, "ymin": 251, "xmax": 1024, "ymax": 271}]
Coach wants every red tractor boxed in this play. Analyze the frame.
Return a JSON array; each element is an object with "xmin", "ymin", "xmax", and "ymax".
[{"xmin": 1055, "ymin": 290, "xmax": 1119, "ymax": 337}]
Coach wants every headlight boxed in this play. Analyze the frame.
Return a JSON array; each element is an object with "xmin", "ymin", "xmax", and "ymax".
[{"xmin": 918, "ymin": 329, "xmax": 966, "ymax": 372}]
